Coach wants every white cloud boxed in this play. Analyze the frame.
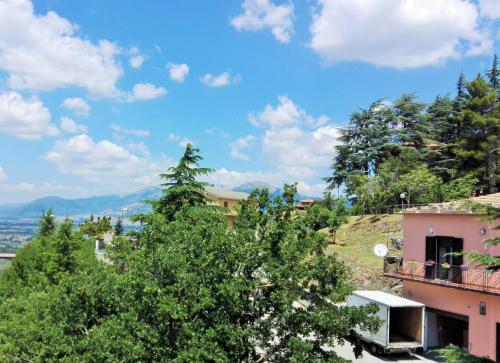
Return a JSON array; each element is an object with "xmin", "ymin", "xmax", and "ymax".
[
  {"xmin": 167, "ymin": 63, "xmax": 190, "ymax": 82},
  {"xmin": 480, "ymin": 0, "xmax": 500, "ymax": 19},
  {"xmin": 44, "ymin": 134, "xmax": 165, "ymax": 186},
  {"xmin": 125, "ymin": 83, "xmax": 167, "ymax": 102},
  {"xmin": 310, "ymin": 0, "xmax": 493, "ymax": 69},
  {"xmin": 61, "ymin": 97, "xmax": 91, "ymax": 116},
  {"xmin": 129, "ymin": 47, "xmax": 146, "ymax": 69},
  {"xmin": 204, "ymin": 168, "xmax": 326, "ymax": 197},
  {"xmin": 200, "ymin": 72, "xmax": 241, "ymax": 87},
  {"xmin": 109, "ymin": 123, "xmax": 150, "ymax": 137},
  {"xmin": 229, "ymin": 135, "xmax": 255, "ymax": 161},
  {"xmin": 0, "ymin": 91, "xmax": 59, "ymax": 140},
  {"xmin": 0, "ymin": 0, "xmax": 123, "ymax": 98},
  {"xmin": 0, "ymin": 166, "xmax": 6, "ymax": 182},
  {"xmin": 60, "ymin": 116, "xmax": 87, "ymax": 133},
  {"xmin": 231, "ymin": 0, "xmax": 295, "ymax": 43},
  {"xmin": 168, "ymin": 133, "xmax": 193, "ymax": 147},
  {"xmin": 206, "ymin": 127, "xmax": 230, "ymax": 139},
  {"xmin": 127, "ymin": 142, "xmax": 151, "ymax": 157},
  {"xmin": 249, "ymin": 95, "xmax": 329, "ymax": 129},
  {"xmin": 248, "ymin": 96, "xmax": 340, "ymax": 180}
]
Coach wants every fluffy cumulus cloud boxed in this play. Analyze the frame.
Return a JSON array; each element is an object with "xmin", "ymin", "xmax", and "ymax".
[
  {"xmin": 0, "ymin": 91, "xmax": 59, "ymax": 139},
  {"xmin": 480, "ymin": 0, "xmax": 500, "ymax": 19},
  {"xmin": 248, "ymin": 95, "xmax": 340, "ymax": 180},
  {"xmin": 200, "ymin": 72, "xmax": 241, "ymax": 87},
  {"xmin": 231, "ymin": 0, "xmax": 295, "ymax": 43},
  {"xmin": 310, "ymin": 0, "xmax": 493, "ymax": 69},
  {"xmin": 229, "ymin": 135, "xmax": 255, "ymax": 161},
  {"xmin": 167, "ymin": 63, "xmax": 189, "ymax": 82},
  {"xmin": 0, "ymin": 0, "xmax": 123, "ymax": 98},
  {"xmin": 44, "ymin": 134, "xmax": 167, "ymax": 188},
  {"xmin": 168, "ymin": 133, "xmax": 193, "ymax": 147},
  {"xmin": 110, "ymin": 123, "xmax": 150, "ymax": 137},
  {"xmin": 125, "ymin": 83, "xmax": 167, "ymax": 102},
  {"xmin": 61, "ymin": 97, "xmax": 91, "ymax": 116},
  {"xmin": 129, "ymin": 47, "xmax": 146, "ymax": 69},
  {"xmin": 60, "ymin": 117, "xmax": 87, "ymax": 133},
  {"xmin": 204, "ymin": 168, "xmax": 327, "ymax": 197}
]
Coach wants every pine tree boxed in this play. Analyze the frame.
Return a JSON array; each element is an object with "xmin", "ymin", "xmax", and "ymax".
[
  {"xmin": 487, "ymin": 54, "xmax": 499, "ymax": 90},
  {"xmin": 155, "ymin": 143, "xmax": 214, "ymax": 221},
  {"xmin": 38, "ymin": 209, "xmax": 56, "ymax": 237},
  {"xmin": 456, "ymin": 75, "xmax": 499, "ymax": 193},
  {"xmin": 394, "ymin": 93, "xmax": 429, "ymax": 149},
  {"xmin": 114, "ymin": 218, "xmax": 124, "ymax": 236}
]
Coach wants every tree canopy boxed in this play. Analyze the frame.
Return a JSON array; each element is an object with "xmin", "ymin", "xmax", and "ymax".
[
  {"xmin": 326, "ymin": 56, "xmax": 499, "ymax": 212},
  {"xmin": 0, "ymin": 148, "xmax": 380, "ymax": 362}
]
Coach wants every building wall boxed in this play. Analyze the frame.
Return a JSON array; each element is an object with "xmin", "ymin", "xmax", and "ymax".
[
  {"xmin": 403, "ymin": 213, "xmax": 500, "ymax": 360},
  {"xmin": 403, "ymin": 281, "xmax": 500, "ymax": 359},
  {"xmin": 403, "ymin": 214, "xmax": 500, "ymax": 263},
  {"xmin": 206, "ymin": 196, "xmax": 240, "ymax": 210}
]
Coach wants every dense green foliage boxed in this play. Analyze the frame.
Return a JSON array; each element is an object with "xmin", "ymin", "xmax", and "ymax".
[
  {"xmin": 0, "ymin": 146, "xmax": 380, "ymax": 362},
  {"xmin": 437, "ymin": 344, "xmax": 494, "ymax": 363},
  {"xmin": 327, "ymin": 57, "xmax": 499, "ymax": 212},
  {"xmin": 154, "ymin": 143, "xmax": 214, "ymax": 221},
  {"xmin": 79, "ymin": 214, "xmax": 112, "ymax": 236},
  {"xmin": 305, "ymin": 193, "xmax": 349, "ymax": 243}
]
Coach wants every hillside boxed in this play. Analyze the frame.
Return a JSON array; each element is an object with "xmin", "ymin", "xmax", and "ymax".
[
  {"xmin": 0, "ymin": 182, "xmax": 318, "ymax": 220},
  {"xmin": 322, "ymin": 214, "xmax": 403, "ymax": 293}
]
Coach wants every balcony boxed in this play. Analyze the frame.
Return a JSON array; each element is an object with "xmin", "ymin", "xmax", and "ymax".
[{"xmin": 384, "ymin": 257, "xmax": 500, "ymax": 295}]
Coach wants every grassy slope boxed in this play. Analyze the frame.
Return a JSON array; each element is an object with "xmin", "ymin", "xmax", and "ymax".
[{"xmin": 322, "ymin": 214, "xmax": 403, "ymax": 292}]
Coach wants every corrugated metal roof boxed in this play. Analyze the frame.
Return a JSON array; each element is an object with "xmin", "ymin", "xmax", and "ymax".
[
  {"xmin": 352, "ymin": 291, "xmax": 424, "ymax": 307},
  {"xmin": 205, "ymin": 187, "xmax": 249, "ymax": 201},
  {"xmin": 404, "ymin": 192, "xmax": 500, "ymax": 215}
]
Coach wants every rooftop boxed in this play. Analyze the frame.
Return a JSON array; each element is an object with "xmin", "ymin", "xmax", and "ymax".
[
  {"xmin": 404, "ymin": 192, "xmax": 500, "ymax": 215},
  {"xmin": 352, "ymin": 290, "xmax": 424, "ymax": 307},
  {"xmin": 205, "ymin": 187, "xmax": 249, "ymax": 201}
]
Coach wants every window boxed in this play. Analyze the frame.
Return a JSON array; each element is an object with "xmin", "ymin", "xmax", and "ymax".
[{"xmin": 224, "ymin": 201, "xmax": 229, "ymax": 208}]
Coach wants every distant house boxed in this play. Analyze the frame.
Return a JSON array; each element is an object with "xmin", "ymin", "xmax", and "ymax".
[
  {"xmin": 296, "ymin": 199, "xmax": 314, "ymax": 211},
  {"xmin": 204, "ymin": 187, "xmax": 248, "ymax": 225},
  {"xmin": 384, "ymin": 193, "xmax": 500, "ymax": 360}
]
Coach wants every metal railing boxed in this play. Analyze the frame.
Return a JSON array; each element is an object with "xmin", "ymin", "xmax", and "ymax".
[{"xmin": 384, "ymin": 257, "xmax": 500, "ymax": 295}]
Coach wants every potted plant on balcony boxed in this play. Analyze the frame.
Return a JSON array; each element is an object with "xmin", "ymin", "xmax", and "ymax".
[
  {"xmin": 425, "ymin": 259, "xmax": 436, "ymax": 279},
  {"xmin": 438, "ymin": 262, "xmax": 451, "ymax": 280}
]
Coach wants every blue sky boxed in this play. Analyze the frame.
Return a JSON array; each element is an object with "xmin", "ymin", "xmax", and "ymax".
[{"xmin": 0, "ymin": 0, "xmax": 498, "ymax": 203}]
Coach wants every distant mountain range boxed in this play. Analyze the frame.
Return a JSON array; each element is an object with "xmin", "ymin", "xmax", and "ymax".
[{"xmin": 0, "ymin": 182, "xmax": 316, "ymax": 220}]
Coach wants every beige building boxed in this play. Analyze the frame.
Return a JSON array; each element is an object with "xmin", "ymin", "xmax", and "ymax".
[{"xmin": 204, "ymin": 187, "xmax": 248, "ymax": 225}]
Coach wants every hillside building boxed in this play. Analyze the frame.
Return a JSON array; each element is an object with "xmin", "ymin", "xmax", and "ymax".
[
  {"xmin": 204, "ymin": 187, "xmax": 248, "ymax": 225},
  {"xmin": 384, "ymin": 193, "xmax": 500, "ymax": 361}
]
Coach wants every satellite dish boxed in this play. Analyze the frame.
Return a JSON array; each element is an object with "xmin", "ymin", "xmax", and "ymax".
[{"xmin": 374, "ymin": 244, "xmax": 388, "ymax": 257}]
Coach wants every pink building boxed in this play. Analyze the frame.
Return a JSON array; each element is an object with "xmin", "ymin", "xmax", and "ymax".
[{"xmin": 384, "ymin": 193, "xmax": 500, "ymax": 361}]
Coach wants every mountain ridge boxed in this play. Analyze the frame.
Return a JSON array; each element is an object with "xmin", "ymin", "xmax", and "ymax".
[{"xmin": 0, "ymin": 183, "xmax": 317, "ymax": 220}]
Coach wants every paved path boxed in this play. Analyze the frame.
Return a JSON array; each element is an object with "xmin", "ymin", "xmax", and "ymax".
[{"xmin": 334, "ymin": 342, "xmax": 438, "ymax": 363}]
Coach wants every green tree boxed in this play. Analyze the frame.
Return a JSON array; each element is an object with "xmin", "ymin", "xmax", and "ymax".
[
  {"xmin": 155, "ymin": 143, "xmax": 214, "ymax": 221},
  {"xmin": 394, "ymin": 93, "xmax": 429, "ymax": 149},
  {"xmin": 327, "ymin": 198, "xmax": 349, "ymax": 243},
  {"xmin": 0, "ymin": 153, "xmax": 381, "ymax": 362},
  {"xmin": 326, "ymin": 100, "xmax": 397, "ymax": 189},
  {"xmin": 80, "ymin": 214, "xmax": 112, "ymax": 236},
  {"xmin": 456, "ymin": 75, "xmax": 499, "ymax": 193},
  {"xmin": 114, "ymin": 217, "xmax": 124, "ymax": 235},
  {"xmin": 38, "ymin": 209, "xmax": 56, "ymax": 237},
  {"xmin": 487, "ymin": 54, "xmax": 499, "ymax": 90},
  {"xmin": 394, "ymin": 165, "xmax": 442, "ymax": 205}
]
